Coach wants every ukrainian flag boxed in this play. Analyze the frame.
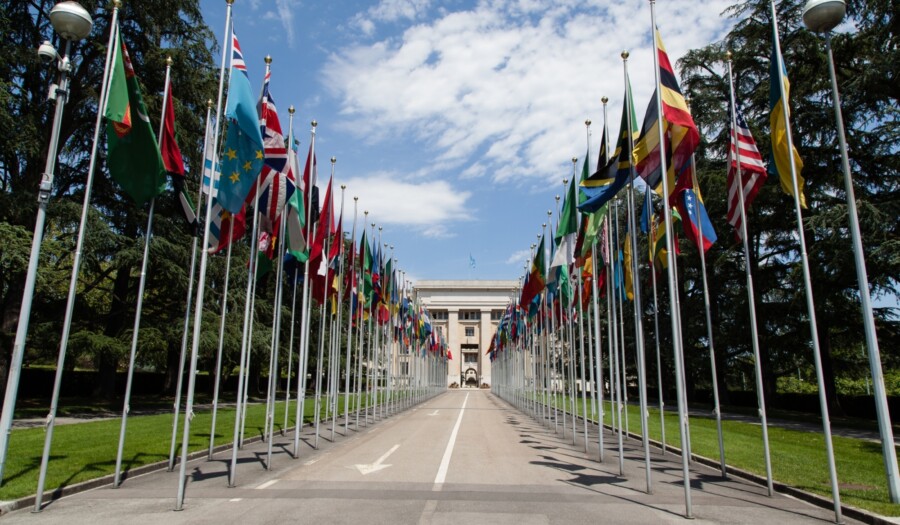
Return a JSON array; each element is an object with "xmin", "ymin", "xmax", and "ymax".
[{"xmin": 769, "ymin": 40, "xmax": 806, "ymax": 208}]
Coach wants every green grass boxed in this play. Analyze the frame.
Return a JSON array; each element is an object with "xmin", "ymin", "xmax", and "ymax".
[
  {"xmin": 0, "ymin": 391, "xmax": 403, "ymax": 502},
  {"xmin": 530, "ymin": 392, "xmax": 900, "ymax": 516}
]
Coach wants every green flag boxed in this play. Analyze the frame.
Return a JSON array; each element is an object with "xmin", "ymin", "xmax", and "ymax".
[{"xmin": 105, "ymin": 28, "xmax": 166, "ymax": 205}]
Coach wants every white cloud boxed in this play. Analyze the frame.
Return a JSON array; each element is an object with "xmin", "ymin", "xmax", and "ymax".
[
  {"xmin": 324, "ymin": 0, "xmax": 733, "ymax": 186},
  {"xmin": 275, "ymin": 0, "xmax": 297, "ymax": 46},
  {"xmin": 335, "ymin": 174, "xmax": 472, "ymax": 238},
  {"xmin": 505, "ymin": 249, "xmax": 531, "ymax": 266}
]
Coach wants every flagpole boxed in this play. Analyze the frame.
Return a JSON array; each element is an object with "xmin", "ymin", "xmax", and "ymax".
[
  {"xmin": 679, "ymin": 94, "xmax": 727, "ymax": 478},
  {"xmin": 281, "ymin": 105, "xmax": 297, "ymax": 436},
  {"xmin": 265, "ymin": 209, "xmax": 288, "ymax": 468},
  {"xmin": 355, "ymin": 211, "xmax": 369, "ymax": 429},
  {"xmin": 622, "ymin": 51, "xmax": 652, "ymax": 492},
  {"xmin": 168, "ymin": 98, "xmax": 211, "ymax": 466},
  {"xmin": 113, "ymin": 54, "xmax": 172, "ymax": 487},
  {"xmin": 293, "ymin": 120, "xmax": 317, "ymax": 457},
  {"xmin": 176, "ymin": 0, "xmax": 233, "ymax": 508},
  {"xmin": 313, "ymin": 166, "xmax": 336, "ymax": 449},
  {"xmin": 344, "ymin": 197, "xmax": 359, "ymax": 431},
  {"xmin": 30, "ymin": 4, "xmax": 116, "ymax": 507},
  {"xmin": 649, "ymin": 0, "xmax": 691, "ymax": 516},
  {"xmin": 648, "ymin": 212, "xmax": 666, "ymax": 454},
  {"xmin": 330, "ymin": 182, "xmax": 346, "ymax": 442},
  {"xmin": 581, "ymin": 119, "xmax": 599, "ymax": 436},
  {"xmin": 208, "ymin": 220, "xmax": 234, "ymax": 458},
  {"xmin": 606, "ymin": 207, "xmax": 624, "ymax": 475},
  {"xmin": 613, "ymin": 197, "xmax": 629, "ymax": 441}
]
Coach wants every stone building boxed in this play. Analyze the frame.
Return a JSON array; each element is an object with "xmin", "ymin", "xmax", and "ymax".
[{"xmin": 413, "ymin": 280, "xmax": 518, "ymax": 387}]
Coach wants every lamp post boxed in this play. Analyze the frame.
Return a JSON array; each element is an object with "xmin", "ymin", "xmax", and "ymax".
[
  {"xmin": 803, "ymin": 0, "xmax": 900, "ymax": 503},
  {"xmin": 0, "ymin": 1, "xmax": 93, "ymax": 486}
]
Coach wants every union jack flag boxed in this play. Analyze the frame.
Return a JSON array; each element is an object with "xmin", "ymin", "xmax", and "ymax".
[
  {"xmin": 727, "ymin": 106, "xmax": 767, "ymax": 240},
  {"xmin": 258, "ymin": 71, "xmax": 288, "ymax": 176}
]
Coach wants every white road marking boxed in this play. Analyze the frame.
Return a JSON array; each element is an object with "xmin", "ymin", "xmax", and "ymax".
[
  {"xmin": 229, "ymin": 498, "xmax": 242, "ymax": 502},
  {"xmin": 428, "ymin": 410, "xmax": 440, "ymax": 416},
  {"xmin": 255, "ymin": 479, "xmax": 279, "ymax": 489},
  {"xmin": 434, "ymin": 393, "xmax": 469, "ymax": 484},
  {"xmin": 352, "ymin": 444, "xmax": 400, "ymax": 475},
  {"xmin": 304, "ymin": 458, "xmax": 319, "ymax": 465}
]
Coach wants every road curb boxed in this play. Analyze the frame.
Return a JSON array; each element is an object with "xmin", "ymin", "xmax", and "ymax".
[{"xmin": 0, "ymin": 429, "xmax": 275, "ymax": 516}]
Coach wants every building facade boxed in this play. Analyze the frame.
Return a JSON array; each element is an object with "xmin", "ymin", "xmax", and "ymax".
[{"xmin": 414, "ymin": 280, "xmax": 518, "ymax": 387}]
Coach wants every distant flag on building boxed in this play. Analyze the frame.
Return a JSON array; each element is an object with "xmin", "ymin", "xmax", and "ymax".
[
  {"xmin": 469, "ymin": 254, "xmax": 476, "ymax": 269},
  {"xmin": 217, "ymin": 30, "xmax": 264, "ymax": 214},
  {"xmin": 727, "ymin": 106, "xmax": 767, "ymax": 240},
  {"xmin": 104, "ymin": 28, "xmax": 166, "ymax": 205},
  {"xmin": 769, "ymin": 35, "xmax": 806, "ymax": 208}
]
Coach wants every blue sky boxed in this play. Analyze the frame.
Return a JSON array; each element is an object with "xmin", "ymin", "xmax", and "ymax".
[{"xmin": 198, "ymin": 0, "xmax": 735, "ymax": 284}]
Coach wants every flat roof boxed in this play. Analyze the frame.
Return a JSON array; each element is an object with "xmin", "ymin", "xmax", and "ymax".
[{"xmin": 414, "ymin": 280, "xmax": 519, "ymax": 290}]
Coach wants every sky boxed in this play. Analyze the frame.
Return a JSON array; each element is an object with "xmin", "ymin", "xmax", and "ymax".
[{"xmin": 197, "ymin": 0, "xmax": 736, "ymax": 285}]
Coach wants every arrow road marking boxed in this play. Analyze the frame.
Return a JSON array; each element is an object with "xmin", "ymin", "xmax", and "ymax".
[{"xmin": 353, "ymin": 444, "xmax": 400, "ymax": 475}]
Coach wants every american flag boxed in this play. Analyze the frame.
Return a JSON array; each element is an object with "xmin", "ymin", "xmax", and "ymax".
[{"xmin": 727, "ymin": 107, "xmax": 767, "ymax": 240}]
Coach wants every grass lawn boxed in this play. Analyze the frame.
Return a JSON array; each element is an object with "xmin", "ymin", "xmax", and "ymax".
[
  {"xmin": 0, "ymin": 392, "xmax": 397, "ymax": 503},
  {"xmin": 535, "ymin": 392, "xmax": 900, "ymax": 516}
]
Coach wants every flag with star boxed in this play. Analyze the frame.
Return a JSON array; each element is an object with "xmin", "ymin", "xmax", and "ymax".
[{"xmin": 217, "ymin": 30, "xmax": 264, "ymax": 214}]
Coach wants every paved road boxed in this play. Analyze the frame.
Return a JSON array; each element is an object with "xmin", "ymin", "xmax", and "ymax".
[{"xmin": 4, "ymin": 390, "xmax": 856, "ymax": 524}]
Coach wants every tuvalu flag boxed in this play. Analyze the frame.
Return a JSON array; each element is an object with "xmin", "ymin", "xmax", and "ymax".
[{"xmin": 105, "ymin": 28, "xmax": 166, "ymax": 205}]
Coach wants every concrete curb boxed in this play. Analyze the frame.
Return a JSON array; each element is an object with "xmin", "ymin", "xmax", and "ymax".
[
  {"xmin": 0, "ymin": 429, "xmax": 276, "ymax": 516},
  {"xmin": 558, "ymin": 408, "xmax": 899, "ymax": 525}
]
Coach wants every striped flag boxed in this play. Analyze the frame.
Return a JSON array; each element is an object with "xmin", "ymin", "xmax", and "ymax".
[
  {"xmin": 727, "ymin": 107, "xmax": 767, "ymax": 240},
  {"xmin": 201, "ymin": 118, "xmax": 220, "ymax": 197}
]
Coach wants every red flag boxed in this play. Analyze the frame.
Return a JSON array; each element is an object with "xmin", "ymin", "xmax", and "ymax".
[{"xmin": 160, "ymin": 78, "xmax": 185, "ymax": 176}]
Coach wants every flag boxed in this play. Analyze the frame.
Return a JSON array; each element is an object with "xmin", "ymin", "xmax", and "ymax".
[
  {"xmin": 207, "ymin": 198, "xmax": 246, "ymax": 254},
  {"xmin": 253, "ymin": 168, "xmax": 294, "ymax": 233},
  {"xmin": 623, "ymin": 230, "xmax": 634, "ymax": 301},
  {"xmin": 285, "ymin": 147, "xmax": 307, "ymax": 260},
  {"xmin": 727, "ymin": 106, "xmax": 767, "ymax": 240},
  {"xmin": 551, "ymin": 177, "xmax": 577, "ymax": 268},
  {"xmin": 640, "ymin": 185, "xmax": 652, "ymax": 234},
  {"xmin": 302, "ymin": 143, "xmax": 318, "ymax": 224},
  {"xmin": 257, "ymin": 71, "xmax": 288, "ymax": 175},
  {"xmin": 633, "ymin": 92, "xmax": 664, "ymax": 191},
  {"xmin": 469, "ymin": 254, "xmax": 476, "ymax": 269},
  {"xmin": 159, "ymin": 77, "xmax": 198, "ymax": 236},
  {"xmin": 676, "ymin": 187, "xmax": 716, "ymax": 253},
  {"xmin": 575, "ymin": 147, "xmax": 605, "ymax": 260},
  {"xmin": 217, "ymin": 31, "xmax": 264, "ymax": 214},
  {"xmin": 201, "ymin": 115, "xmax": 220, "ymax": 196},
  {"xmin": 769, "ymin": 36, "xmax": 806, "ymax": 208},
  {"xmin": 656, "ymin": 28, "xmax": 700, "ymax": 202},
  {"xmin": 104, "ymin": 29, "xmax": 166, "ymax": 205},
  {"xmin": 519, "ymin": 235, "xmax": 546, "ymax": 309},
  {"xmin": 578, "ymin": 86, "xmax": 637, "ymax": 213}
]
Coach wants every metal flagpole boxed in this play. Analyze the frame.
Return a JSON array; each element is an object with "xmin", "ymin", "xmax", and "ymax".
[
  {"xmin": 607, "ymin": 206, "xmax": 624, "ymax": 476},
  {"xmin": 591, "ymin": 96, "xmax": 610, "ymax": 462},
  {"xmin": 265, "ymin": 210, "xmax": 288, "ymax": 468},
  {"xmin": 313, "ymin": 170, "xmax": 336, "ymax": 449},
  {"xmin": 649, "ymin": 1, "xmax": 691, "ymax": 515},
  {"xmin": 31, "ymin": 6, "xmax": 118, "ymax": 506},
  {"xmin": 613, "ymin": 198, "xmax": 629, "ymax": 440},
  {"xmin": 343, "ymin": 197, "xmax": 358, "ymax": 431},
  {"xmin": 648, "ymin": 215, "xmax": 666, "ymax": 454},
  {"xmin": 177, "ymin": 0, "xmax": 233, "ymax": 508},
  {"xmin": 354, "ymin": 211, "xmax": 369, "ymax": 428},
  {"xmin": 682, "ymin": 94, "xmax": 727, "ymax": 477},
  {"xmin": 330, "ymin": 183, "xmax": 346, "ymax": 441},
  {"xmin": 570, "ymin": 161, "xmax": 590, "ymax": 452},
  {"xmin": 208, "ymin": 221, "xmax": 234, "ymax": 458},
  {"xmin": 281, "ymin": 106, "xmax": 297, "ymax": 436},
  {"xmin": 293, "ymin": 121, "xmax": 317, "ymax": 457},
  {"xmin": 622, "ymin": 51, "xmax": 652, "ymax": 492},
  {"xmin": 113, "ymin": 55, "xmax": 173, "ymax": 487},
  {"xmin": 175, "ymin": 98, "xmax": 211, "ymax": 465}
]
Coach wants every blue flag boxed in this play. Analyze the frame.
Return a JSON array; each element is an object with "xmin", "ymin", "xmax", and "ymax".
[{"xmin": 218, "ymin": 31, "xmax": 264, "ymax": 214}]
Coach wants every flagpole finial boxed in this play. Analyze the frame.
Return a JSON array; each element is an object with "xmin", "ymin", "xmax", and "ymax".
[
  {"xmin": 571, "ymin": 158, "xmax": 577, "ymax": 165},
  {"xmin": 364, "ymin": 210, "xmax": 369, "ymax": 216},
  {"xmin": 621, "ymin": 50, "xmax": 629, "ymax": 60},
  {"xmin": 331, "ymin": 156, "xmax": 337, "ymax": 164},
  {"xmin": 379, "ymin": 227, "xmax": 383, "ymax": 232},
  {"xmin": 354, "ymin": 196, "xmax": 358, "ymax": 201},
  {"xmin": 166, "ymin": 56, "xmax": 173, "ymax": 66},
  {"xmin": 225, "ymin": 0, "xmax": 234, "ymax": 4},
  {"xmin": 555, "ymin": 195, "xmax": 560, "ymax": 202},
  {"xmin": 542, "ymin": 223, "xmax": 546, "ymax": 228},
  {"xmin": 585, "ymin": 119, "xmax": 591, "ymax": 127},
  {"xmin": 725, "ymin": 50, "xmax": 732, "ymax": 61},
  {"xmin": 601, "ymin": 96, "xmax": 608, "ymax": 105},
  {"xmin": 113, "ymin": 0, "xmax": 122, "ymax": 9},
  {"xmin": 289, "ymin": 105, "xmax": 295, "ymax": 114},
  {"xmin": 264, "ymin": 55, "xmax": 272, "ymax": 64},
  {"xmin": 311, "ymin": 120, "xmax": 317, "ymax": 128},
  {"xmin": 340, "ymin": 184, "xmax": 346, "ymax": 190},
  {"xmin": 547, "ymin": 210, "xmax": 552, "ymax": 216},
  {"xmin": 207, "ymin": 99, "xmax": 213, "ymax": 108}
]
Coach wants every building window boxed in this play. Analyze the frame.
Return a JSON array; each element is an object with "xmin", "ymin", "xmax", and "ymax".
[
  {"xmin": 464, "ymin": 352, "xmax": 478, "ymax": 364},
  {"xmin": 465, "ymin": 327, "xmax": 475, "ymax": 337},
  {"xmin": 491, "ymin": 309, "xmax": 504, "ymax": 320},
  {"xmin": 401, "ymin": 362, "xmax": 409, "ymax": 375},
  {"xmin": 431, "ymin": 310, "xmax": 447, "ymax": 320},
  {"xmin": 460, "ymin": 310, "xmax": 480, "ymax": 320}
]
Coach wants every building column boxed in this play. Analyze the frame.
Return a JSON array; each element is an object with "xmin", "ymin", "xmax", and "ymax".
[
  {"xmin": 448, "ymin": 309, "xmax": 459, "ymax": 386},
  {"xmin": 480, "ymin": 310, "xmax": 492, "ymax": 387}
]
